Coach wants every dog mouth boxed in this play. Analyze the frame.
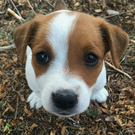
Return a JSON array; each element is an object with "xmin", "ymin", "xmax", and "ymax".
[
  {"xmin": 50, "ymin": 108, "xmax": 77, "ymax": 117},
  {"xmin": 54, "ymin": 111, "xmax": 76, "ymax": 117}
]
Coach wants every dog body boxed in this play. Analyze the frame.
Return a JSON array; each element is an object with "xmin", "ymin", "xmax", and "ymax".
[{"xmin": 14, "ymin": 4, "xmax": 128, "ymax": 117}]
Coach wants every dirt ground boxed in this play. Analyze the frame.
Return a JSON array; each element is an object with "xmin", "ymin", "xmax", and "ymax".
[{"xmin": 0, "ymin": 0, "xmax": 135, "ymax": 135}]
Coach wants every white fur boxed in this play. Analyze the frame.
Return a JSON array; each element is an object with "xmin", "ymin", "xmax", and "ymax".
[
  {"xmin": 26, "ymin": 12, "xmax": 108, "ymax": 117},
  {"xmin": 27, "ymin": 92, "xmax": 42, "ymax": 109},
  {"xmin": 91, "ymin": 88, "xmax": 108, "ymax": 103}
]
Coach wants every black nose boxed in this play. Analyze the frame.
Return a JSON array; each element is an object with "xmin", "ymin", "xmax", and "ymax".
[{"xmin": 52, "ymin": 90, "xmax": 78, "ymax": 109}]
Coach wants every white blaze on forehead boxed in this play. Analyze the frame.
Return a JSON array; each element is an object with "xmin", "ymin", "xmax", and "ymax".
[{"xmin": 47, "ymin": 12, "xmax": 76, "ymax": 66}]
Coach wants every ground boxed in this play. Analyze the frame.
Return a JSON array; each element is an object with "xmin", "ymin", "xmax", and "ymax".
[{"xmin": 0, "ymin": 0, "xmax": 135, "ymax": 135}]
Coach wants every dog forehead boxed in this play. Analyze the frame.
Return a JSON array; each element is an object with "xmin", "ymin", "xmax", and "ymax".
[{"xmin": 47, "ymin": 12, "xmax": 77, "ymax": 51}]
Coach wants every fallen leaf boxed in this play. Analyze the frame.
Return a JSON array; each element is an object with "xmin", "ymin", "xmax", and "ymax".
[
  {"xmin": 0, "ymin": 119, "xmax": 3, "ymax": 125},
  {"xmin": 8, "ymin": 104, "xmax": 15, "ymax": 112},
  {"xmin": 0, "ymin": 41, "xmax": 9, "ymax": 46},
  {"xmin": 74, "ymin": 2, "xmax": 80, "ymax": 7},
  {"xmin": 19, "ymin": 94, "xmax": 25, "ymax": 102},
  {"xmin": 24, "ymin": 106, "xmax": 33, "ymax": 117},
  {"xmin": 30, "ymin": 123, "xmax": 38, "ymax": 132},
  {"xmin": 50, "ymin": 130, "xmax": 56, "ymax": 135},
  {"xmin": 105, "ymin": 116, "xmax": 116, "ymax": 122},
  {"xmin": 96, "ymin": 130, "xmax": 102, "ymax": 135},
  {"xmin": 126, "ymin": 120, "xmax": 133, "ymax": 127},
  {"xmin": 3, "ymin": 107, "xmax": 9, "ymax": 115},
  {"xmin": 0, "ymin": 1, "xmax": 3, "ymax": 5},
  {"xmin": 0, "ymin": 93, "xmax": 4, "ymax": 98},
  {"xmin": 116, "ymin": 119, "xmax": 124, "ymax": 127},
  {"xmin": 11, "ymin": 120, "xmax": 19, "ymax": 126},
  {"xmin": 102, "ymin": 102, "xmax": 108, "ymax": 108},
  {"xmin": 61, "ymin": 126, "xmax": 66, "ymax": 135},
  {"xmin": 95, "ymin": 9, "xmax": 102, "ymax": 13}
]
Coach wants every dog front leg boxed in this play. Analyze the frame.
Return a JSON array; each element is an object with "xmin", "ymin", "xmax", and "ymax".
[
  {"xmin": 91, "ymin": 88, "xmax": 109, "ymax": 103},
  {"xmin": 27, "ymin": 92, "xmax": 43, "ymax": 109}
]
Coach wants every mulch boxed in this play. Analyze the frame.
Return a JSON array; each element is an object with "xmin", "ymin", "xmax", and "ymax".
[{"xmin": 0, "ymin": 0, "xmax": 135, "ymax": 135}]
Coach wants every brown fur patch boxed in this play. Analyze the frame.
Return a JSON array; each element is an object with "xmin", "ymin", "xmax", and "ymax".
[{"xmin": 68, "ymin": 13, "xmax": 105, "ymax": 87}]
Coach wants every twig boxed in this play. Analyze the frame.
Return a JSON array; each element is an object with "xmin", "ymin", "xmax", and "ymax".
[
  {"xmin": 0, "ymin": 11, "xmax": 5, "ymax": 14},
  {"xmin": 0, "ymin": 44, "xmax": 16, "ymax": 51},
  {"xmin": 44, "ymin": 0, "xmax": 54, "ymax": 8},
  {"xmin": 105, "ymin": 61, "xmax": 132, "ymax": 79},
  {"xmin": 130, "ymin": 39, "xmax": 135, "ymax": 44},
  {"xmin": 26, "ymin": 0, "xmax": 36, "ymax": 15},
  {"xmin": 9, "ymin": 0, "xmax": 23, "ymax": 18},
  {"xmin": 105, "ymin": 8, "xmax": 135, "ymax": 19},
  {"xmin": 14, "ymin": 97, "xmax": 19, "ymax": 119},
  {"xmin": 7, "ymin": 8, "xmax": 24, "ymax": 21}
]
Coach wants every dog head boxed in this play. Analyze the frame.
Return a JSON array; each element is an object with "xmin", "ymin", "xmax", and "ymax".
[{"xmin": 14, "ymin": 0, "xmax": 128, "ymax": 117}]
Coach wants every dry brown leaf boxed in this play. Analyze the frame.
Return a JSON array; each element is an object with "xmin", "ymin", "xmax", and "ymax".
[
  {"xmin": 19, "ymin": 94, "xmax": 25, "ymax": 102},
  {"xmin": 50, "ymin": 130, "xmax": 56, "ymax": 135},
  {"xmin": 3, "ymin": 107, "xmax": 9, "ymax": 115},
  {"xmin": 0, "ymin": 84, "xmax": 5, "ymax": 93},
  {"xmin": 74, "ymin": 2, "xmax": 80, "ymax": 7},
  {"xmin": 0, "ymin": 71, "xmax": 4, "ymax": 76},
  {"xmin": 19, "ymin": 117, "xmax": 24, "ymax": 120},
  {"xmin": 0, "ymin": 1, "xmax": 3, "ymax": 5},
  {"xmin": 116, "ymin": 100, "xmax": 124, "ymax": 106},
  {"xmin": 105, "ymin": 116, "xmax": 116, "ymax": 122},
  {"xmin": 18, "ymin": 0, "xmax": 28, "ymax": 5},
  {"xmin": 0, "ymin": 119, "xmax": 3, "ymax": 125},
  {"xmin": 79, "ymin": 127, "xmax": 85, "ymax": 131},
  {"xmin": 30, "ymin": 123, "xmax": 38, "ymax": 132},
  {"xmin": 0, "ymin": 41, "xmax": 9, "ymax": 46},
  {"xmin": 8, "ymin": 104, "xmax": 15, "ymax": 112},
  {"xmin": 61, "ymin": 126, "xmax": 66, "ymax": 135},
  {"xmin": 0, "ymin": 93, "xmax": 4, "ymax": 99},
  {"xmin": 24, "ymin": 106, "xmax": 33, "ymax": 117},
  {"xmin": 1, "ymin": 53, "xmax": 8, "ymax": 57},
  {"xmin": 11, "ymin": 120, "xmax": 19, "ymax": 126},
  {"xmin": 102, "ymin": 102, "xmax": 108, "ymax": 108},
  {"xmin": 124, "ymin": 99, "xmax": 134, "ymax": 105},
  {"xmin": 116, "ymin": 119, "xmax": 124, "ymax": 127},
  {"xmin": 96, "ymin": 130, "xmax": 102, "ymax": 135},
  {"xmin": 126, "ymin": 120, "xmax": 133, "ymax": 126},
  {"xmin": 95, "ymin": 9, "xmax": 102, "ymax": 13}
]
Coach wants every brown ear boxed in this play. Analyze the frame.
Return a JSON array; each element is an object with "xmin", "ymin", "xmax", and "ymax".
[
  {"xmin": 13, "ymin": 18, "xmax": 39, "ymax": 63},
  {"xmin": 100, "ymin": 20, "xmax": 129, "ymax": 68},
  {"xmin": 54, "ymin": 0, "xmax": 68, "ymax": 11}
]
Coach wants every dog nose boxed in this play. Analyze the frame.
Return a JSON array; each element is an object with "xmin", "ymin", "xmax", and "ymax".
[{"xmin": 52, "ymin": 90, "xmax": 78, "ymax": 109}]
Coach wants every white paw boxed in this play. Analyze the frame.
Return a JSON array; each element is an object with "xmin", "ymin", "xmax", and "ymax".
[
  {"xmin": 27, "ymin": 92, "xmax": 42, "ymax": 109},
  {"xmin": 91, "ymin": 88, "xmax": 109, "ymax": 103}
]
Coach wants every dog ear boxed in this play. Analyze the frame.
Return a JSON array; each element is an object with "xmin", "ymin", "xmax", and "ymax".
[
  {"xmin": 14, "ymin": 18, "xmax": 40, "ymax": 63},
  {"xmin": 100, "ymin": 20, "xmax": 129, "ymax": 68},
  {"xmin": 54, "ymin": 0, "xmax": 68, "ymax": 11}
]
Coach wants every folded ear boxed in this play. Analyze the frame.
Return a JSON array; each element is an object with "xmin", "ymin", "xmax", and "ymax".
[
  {"xmin": 54, "ymin": 0, "xmax": 68, "ymax": 11},
  {"xmin": 100, "ymin": 20, "xmax": 129, "ymax": 68},
  {"xmin": 13, "ymin": 17, "xmax": 40, "ymax": 63}
]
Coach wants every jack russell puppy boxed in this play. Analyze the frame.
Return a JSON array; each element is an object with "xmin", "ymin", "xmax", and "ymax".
[{"xmin": 13, "ymin": 0, "xmax": 129, "ymax": 117}]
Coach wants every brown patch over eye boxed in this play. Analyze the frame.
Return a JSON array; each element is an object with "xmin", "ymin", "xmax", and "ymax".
[
  {"xmin": 68, "ymin": 13, "xmax": 105, "ymax": 87},
  {"xmin": 32, "ymin": 39, "xmax": 54, "ymax": 77}
]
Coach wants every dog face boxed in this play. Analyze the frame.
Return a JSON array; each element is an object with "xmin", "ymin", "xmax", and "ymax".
[{"xmin": 14, "ymin": 10, "xmax": 128, "ymax": 117}]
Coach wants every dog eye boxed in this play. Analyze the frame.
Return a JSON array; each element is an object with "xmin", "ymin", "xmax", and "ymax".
[
  {"xmin": 36, "ymin": 52, "xmax": 49, "ymax": 64},
  {"xmin": 84, "ymin": 53, "xmax": 98, "ymax": 66}
]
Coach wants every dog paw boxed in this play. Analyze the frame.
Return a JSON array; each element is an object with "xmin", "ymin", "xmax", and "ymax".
[
  {"xmin": 27, "ymin": 92, "xmax": 42, "ymax": 109},
  {"xmin": 91, "ymin": 88, "xmax": 109, "ymax": 103}
]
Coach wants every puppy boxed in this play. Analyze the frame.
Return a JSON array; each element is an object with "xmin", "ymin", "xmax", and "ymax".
[{"xmin": 13, "ymin": 0, "xmax": 129, "ymax": 117}]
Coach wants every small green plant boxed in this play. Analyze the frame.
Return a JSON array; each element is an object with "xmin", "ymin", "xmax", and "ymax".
[
  {"xmin": 4, "ymin": 121, "xmax": 11, "ymax": 132},
  {"xmin": 86, "ymin": 108, "xmax": 99, "ymax": 118},
  {"xmin": 20, "ymin": 12, "xmax": 35, "ymax": 24},
  {"xmin": 0, "ymin": 31, "xmax": 6, "ymax": 39},
  {"xmin": 7, "ymin": 34, "xmax": 14, "ymax": 44}
]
